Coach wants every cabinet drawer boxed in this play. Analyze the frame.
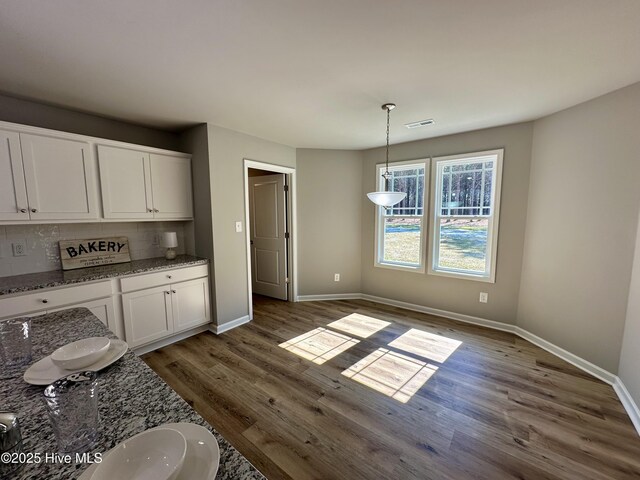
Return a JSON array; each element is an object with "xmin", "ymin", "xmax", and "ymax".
[
  {"xmin": 120, "ymin": 264, "xmax": 208, "ymax": 292},
  {"xmin": 0, "ymin": 281, "xmax": 113, "ymax": 319}
]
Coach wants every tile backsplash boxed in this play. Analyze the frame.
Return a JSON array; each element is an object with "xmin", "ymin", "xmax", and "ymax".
[{"xmin": 0, "ymin": 222, "xmax": 190, "ymax": 277}]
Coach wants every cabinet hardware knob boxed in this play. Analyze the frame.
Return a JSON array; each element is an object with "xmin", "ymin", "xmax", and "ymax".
[
  {"xmin": 42, "ymin": 299, "xmax": 48, "ymax": 304},
  {"xmin": 165, "ymin": 291, "xmax": 170, "ymax": 295},
  {"xmin": 147, "ymin": 208, "xmax": 153, "ymax": 212},
  {"xmin": 172, "ymin": 290, "xmax": 176, "ymax": 294},
  {"xmin": 31, "ymin": 208, "xmax": 37, "ymax": 213},
  {"xmin": 20, "ymin": 208, "xmax": 27, "ymax": 213},
  {"xmin": 167, "ymin": 275, "xmax": 172, "ymax": 279},
  {"xmin": 154, "ymin": 209, "xmax": 159, "ymax": 213}
]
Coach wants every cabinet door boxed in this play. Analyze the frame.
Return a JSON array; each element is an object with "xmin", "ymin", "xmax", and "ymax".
[
  {"xmin": 20, "ymin": 133, "xmax": 98, "ymax": 220},
  {"xmin": 97, "ymin": 145, "xmax": 154, "ymax": 219},
  {"xmin": 0, "ymin": 130, "xmax": 30, "ymax": 221},
  {"xmin": 171, "ymin": 278, "xmax": 210, "ymax": 333},
  {"xmin": 122, "ymin": 286, "xmax": 173, "ymax": 347},
  {"xmin": 149, "ymin": 154, "xmax": 193, "ymax": 219}
]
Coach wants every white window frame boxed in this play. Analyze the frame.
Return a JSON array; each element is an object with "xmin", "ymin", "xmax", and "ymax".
[
  {"xmin": 428, "ymin": 149, "xmax": 503, "ymax": 283},
  {"xmin": 374, "ymin": 159, "xmax": 429, "ymax": 273}
]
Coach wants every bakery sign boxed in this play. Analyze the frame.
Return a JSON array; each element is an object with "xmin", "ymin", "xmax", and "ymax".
[{"xmin": 59, "ymin": 237, "xmax": 131, "ymax": 270}]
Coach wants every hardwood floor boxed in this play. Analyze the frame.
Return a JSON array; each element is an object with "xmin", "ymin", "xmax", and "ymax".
[{"xmin": 143, "ymin": 295, "xmax": 640, "ymax": 480}]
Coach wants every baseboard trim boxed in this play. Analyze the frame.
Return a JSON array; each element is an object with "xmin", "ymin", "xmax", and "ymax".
[
  {"xmin": 297, "ymin": 293, "xmax": 363, "ymax": 301},
  {"xmin": 212, "ymin": 315, "xmax": 251, "ymax": 334},
  {"xmin": 296, "ymin": 291, "xmax": 640, "ymax": 435},
  {"xmin": 133, "ymin": 324, "xmax": 210, "ymax": 355},
  {"xmin": 514, "ymin": 327, "xmax": 617, "ymax": 385},
  {"xmin": 360, "ymin": 294, "xmax": 517, "ymax": 334},
  {"xmin": 613, "ymin": 378, "xmax": 640, "ymax": 434}
]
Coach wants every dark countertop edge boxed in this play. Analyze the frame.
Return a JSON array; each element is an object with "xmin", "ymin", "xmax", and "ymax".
[{"xmin": 0, "ymin": 256, "xmax": 209, "ymax": 297}]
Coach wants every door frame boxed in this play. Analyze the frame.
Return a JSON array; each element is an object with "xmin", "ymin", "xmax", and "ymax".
[{"xmin": 243, "ymin": 159, "xmax": 297, "ymax": 320}]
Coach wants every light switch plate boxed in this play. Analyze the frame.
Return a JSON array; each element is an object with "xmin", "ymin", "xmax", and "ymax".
[{"xmin": 235, "ymin": 221, "xmax": 243, "ymax": 233}]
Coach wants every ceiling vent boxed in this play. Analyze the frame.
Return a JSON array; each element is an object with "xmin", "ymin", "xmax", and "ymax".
[{"xmin": 405, "ymin": 119, "xmax": 435, "ymax": 129}]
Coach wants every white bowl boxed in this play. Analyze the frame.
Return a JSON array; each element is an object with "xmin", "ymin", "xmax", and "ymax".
[
  {"xmin": 91, "ymin": 428, "xmax": 187, "ymax": 480},
  {"xmin": 50, "ymin": 337, "xmax": 111, "ymax": 370}
]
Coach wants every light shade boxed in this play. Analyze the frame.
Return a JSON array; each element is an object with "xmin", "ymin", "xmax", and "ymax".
[
  {"xmin": 161, "ymin": 232, "xmax": 178, "ymax": 248},
  {"xmin": 367, "ymin": 191, "xmax": 407, "ymax": 207}
]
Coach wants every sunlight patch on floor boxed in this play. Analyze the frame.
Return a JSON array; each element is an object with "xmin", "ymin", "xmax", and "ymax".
[
  {"xmin": 327, "ymin": 313, "xmax": 391, "ymax": 338},
  {"xmin": 342, "ymin": 348, "xmax": 438, "ymax": 403},
  {"xmin": 279, "ymin": 327, "xmax": 359, "ymax": 365},
  {"xmin": 388, "ymin": 328, "xmax": 462, "ymax": 363}
]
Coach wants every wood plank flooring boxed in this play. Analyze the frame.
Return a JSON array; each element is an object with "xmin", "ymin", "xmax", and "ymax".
[{"xmin": 143, "ymin": 295, "xmax": 640, "ymax": 480}]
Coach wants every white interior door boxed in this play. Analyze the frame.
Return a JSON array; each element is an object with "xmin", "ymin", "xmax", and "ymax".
[{"xmin": 249, "ymin": 173, "xmax": 287, "ymax": 300}]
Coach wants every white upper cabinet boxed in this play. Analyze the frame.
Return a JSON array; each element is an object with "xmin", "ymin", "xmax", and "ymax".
[
  {"xmin": 0, "ymin": 129, "xmax": 29, "ymax": 221},
  {"xmin": 150, "ymin": 153, "xmax": 193, "ymax": 220},
  {"xmin": 20, "ymin": 133, "xmax": 99, "ymax": 221},
  {"xmin": 98, "ymin": 145, "xmax": 154, "ymax": 219},
  {"xmin": 0, "ymin": 121, "xmax": 192, "ymax": 224},
  {"xmin": 97, "ymin": 146, "xmax": 193, "ymax": 220}
]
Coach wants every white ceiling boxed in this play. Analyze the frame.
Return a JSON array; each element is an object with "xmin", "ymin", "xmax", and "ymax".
[{"xmin": 0, "ymin": 0, "xmax": 639, "ymax": 149}]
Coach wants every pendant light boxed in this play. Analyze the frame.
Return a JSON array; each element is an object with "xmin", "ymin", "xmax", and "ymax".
[{"xmin": 367, "ymin": 103, "xmax": 407, "ymax": 208}]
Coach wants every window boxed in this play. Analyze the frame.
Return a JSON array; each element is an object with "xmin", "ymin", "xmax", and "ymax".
[
  {"xmin": 374, "ymin": 160, "xmax": 428, "ymax": 271},
  {"xmin": 429, "ymin": 149, "xmax": 503, "ymax": 282}
]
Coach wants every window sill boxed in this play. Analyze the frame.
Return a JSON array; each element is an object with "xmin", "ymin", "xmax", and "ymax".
[
  {"xmin": 427, "ymin": 268, "xmax": 495, "ymax": 283},
  {"xmin": 374, "ymin": 262, "xmax": 425, "ymax": 274}
]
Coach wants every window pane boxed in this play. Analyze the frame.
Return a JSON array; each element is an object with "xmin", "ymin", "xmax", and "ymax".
[
  {"xmin": 386, "ymin": 166, "xmax": 425, "ymax": 216},
  {"xmin": 383, "ymin": 217, "xmax": 421, "ymax": 265},
  {"xmin": 437, "ymin": 218, "xmax": 488, "ymax": 273},
  {"xmin": 483, "ymin": 170, "xmax": 493, "ymax": 208},
  {"xmin": 442, "ymin": 162, "xmax": 494, "ymax": 217}
]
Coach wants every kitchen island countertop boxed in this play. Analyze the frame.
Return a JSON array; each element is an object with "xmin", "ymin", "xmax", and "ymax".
[{"xmin": 0, "ymin": 307, "xmax": 265, "ymax": 480}]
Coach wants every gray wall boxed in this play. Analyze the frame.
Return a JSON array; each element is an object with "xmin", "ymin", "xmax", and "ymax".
[
  {"xmin": 180, "ymin": 124, "xmax": 216, "ymax": 320},
  {"xmin": 518, "ymin": 82, "xmax": 640, "ymax": 373},
  {"xmin": 208, "ymin": 125, "xmax": 296, "ymax": 325},
  {"xmin": 361, "ymin": 123, "xmax": 533, "ymax": 325},
  {"xmin": 619, "ymin": 208, "xmax": 640, "ymax": 410},
  {"xmin": 0, "ymin": 93, "xmax": 180, "ymax": 150},
  {"xmin": 297, "ymin": 149, "xmax": 363, "ymax": 295}
]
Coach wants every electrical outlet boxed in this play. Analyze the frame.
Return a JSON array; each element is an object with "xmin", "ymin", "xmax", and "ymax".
[
  {"xmin": 12, "ymin": 241, "xmax": 27, "ymax": 257},
  {"xmin": 479, "ymin": 292, "xmax": 488, "ymax": 303},
  {"xmin": 334, "ymin": 273, "xmax": 340, "ymax": 282},
  {"xmin": 152, "ymin": 233, "xmax": 161, "ymax": 246},
  {"xmin": 235, "ymin": 221, "xmax": 243, "ymax": 233}
]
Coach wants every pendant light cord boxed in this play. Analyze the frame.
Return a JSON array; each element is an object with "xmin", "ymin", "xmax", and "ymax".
[{"xmin": 384, "ymin": 106, "xmax": 390, "ymax": 191}]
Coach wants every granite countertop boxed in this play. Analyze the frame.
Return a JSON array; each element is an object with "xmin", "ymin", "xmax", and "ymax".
[
  {"xmin": 0, "ymin": 308, "xmax": 265, "ymax": 480},
  {"xmin": 0, "ymin": 255, "xmax": 208, "ymax": 296}
]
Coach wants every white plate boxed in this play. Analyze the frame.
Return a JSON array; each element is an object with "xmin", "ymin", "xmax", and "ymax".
[
  {"xmin": 23, "ymin": 339, "xmax": 128, "ymax": 385},
  {"xmin": 78, "ymin": 423, "xmax": 220, "ymax": 480},
  {"xmin": 91, "ymin": 427, "xmax": 187, "ymax": 480}
]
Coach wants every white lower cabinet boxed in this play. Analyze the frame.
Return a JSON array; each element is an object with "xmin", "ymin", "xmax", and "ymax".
[
  {"xmin": 171, "ymin": 278, "xmax": 210, "ymax": 333},
  {"xmin": 121, "ymin": 266, "xmax": 210, "ymax": 349},
  {"xmin": 122, "ymin": 286, "xmax": 173, "ymax": 348},
  {"xmin": 0, "ymin": 264, "xmax": 210, "ymax": 352}
]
